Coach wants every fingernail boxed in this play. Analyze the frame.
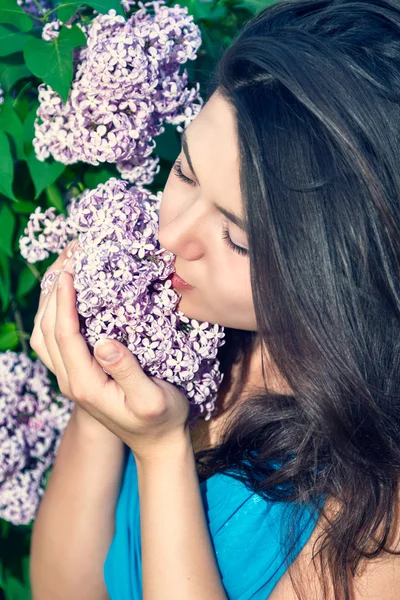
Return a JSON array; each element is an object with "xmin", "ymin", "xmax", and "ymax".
[{"xmin": 94, "ymin": 340, "xmax": 121, "ymax": 363}]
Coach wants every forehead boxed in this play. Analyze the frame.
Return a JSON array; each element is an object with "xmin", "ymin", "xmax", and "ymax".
[{"xmin": 184, "ymin": 92, "xmax": 242, "ymax": 204}]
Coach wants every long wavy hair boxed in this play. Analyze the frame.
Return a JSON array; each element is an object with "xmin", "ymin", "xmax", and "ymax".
[{"xmin": 193, "ymin": 1, "xmax": 400, "ymax": 598}]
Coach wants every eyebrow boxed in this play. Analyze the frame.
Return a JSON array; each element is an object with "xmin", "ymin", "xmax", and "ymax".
[{"xmin": 180, "ymin": 130, "xmax": 248, "ymax": 233}]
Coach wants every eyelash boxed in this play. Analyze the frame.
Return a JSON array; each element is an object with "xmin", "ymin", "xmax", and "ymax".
[
  {"xmin": 172, "ymin": 158, "xmax": 197, "ymax": 187},
  {"xmin": 221, "ymin": 223, "xmax": 249, "ymax": 257},
  {"xmin": 172, "ymin": 158, "xmax": 249, "ymax": 257}
]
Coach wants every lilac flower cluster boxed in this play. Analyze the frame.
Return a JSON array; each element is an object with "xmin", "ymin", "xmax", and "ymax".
[
  {"xmin": 19, "ymin": 205, "xmax": 78, "ymax": 263},
  {"xmin": 0, "ymin": 351, "xmax": 73, "ymax": 525},
  {"xmin": 19, "ymin": 178, "xmax": 226, "ymax": 424},
  {"xmin": 0, "ymin": 85, "xmax": 3, "ymax": 106},
  {"xmin": 33, "ymin": 2, "xmax": 203, "ymax": 186}
]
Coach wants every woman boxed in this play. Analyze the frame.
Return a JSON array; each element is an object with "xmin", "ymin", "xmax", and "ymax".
[{"xmin": 29, "ymin": 0, "xmax": 400, "ymax": 598}]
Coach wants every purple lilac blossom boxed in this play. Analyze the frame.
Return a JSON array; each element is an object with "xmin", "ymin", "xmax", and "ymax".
[
  {"xmin": 19, "ymin": 178, "xmax": 226, "ymax": 425},
  {"xmin": 0, "ymin": 351, "xmax": 73, "ymax": 525},
  {"xmin": 33, "ymin": 2, "xmax": 203, "ymax": 186},
  {"xmin": 0, "ymin": 86, "xmax": 4, "ymax": 106}
]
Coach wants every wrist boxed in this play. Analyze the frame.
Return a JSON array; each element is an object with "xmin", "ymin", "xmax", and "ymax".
[
  {"xmin": 131, "ymin": 429, "xmax": 194, "ymax": 471},
  {"xmin": 70, "ymin": 404, "xmax": 123, "ymax": 446}
]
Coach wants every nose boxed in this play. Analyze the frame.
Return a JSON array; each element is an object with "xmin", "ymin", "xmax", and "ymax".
[{"xmin": 158, "ymin": 198, "xmax": 210, "ymax": 261}]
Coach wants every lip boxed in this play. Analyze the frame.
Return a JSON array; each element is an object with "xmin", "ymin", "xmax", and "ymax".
[{"xmin": 170, "ymin": 272, "xmax": 194, "ymax": 290}]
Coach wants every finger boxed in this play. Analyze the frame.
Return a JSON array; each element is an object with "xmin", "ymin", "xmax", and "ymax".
[
  {"xmin": 93, "ymin": 339, "xmax": 163, "ymax": 418},
  {"xmin": 37, "ymin": 239, "xmax": 79, "ymax": 312},
  {"xmin": 55, "ymin": 270, "xmax": 114, "ymax": 418},
  {"xmin": 40, "ymin": 269, "xmax": 70, "ymax": 385},
  {"xmin": 31, "ymin": 241, "xmax": 78, "ymax": 372},
  {"xmin": 31, "ymin": 284, "xmax": 56, "ymax": 372},
  {"xmin": 39, "ymin": 254, "xmax": 76, "ymax": 379}
]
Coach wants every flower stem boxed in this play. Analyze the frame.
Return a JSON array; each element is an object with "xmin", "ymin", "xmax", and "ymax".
[
  {"xmin": 32, "ymin": 0, "xmax": 44, "ymax": 17},
  {"xmin": 43, "ymin": 4, "xmax": 78, "ymax": 21},
  {"xmin": 27, "ymin": 263, "xmax": 42, "ymax": 281}
]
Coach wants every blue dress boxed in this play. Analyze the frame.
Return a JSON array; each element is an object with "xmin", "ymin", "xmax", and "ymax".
[{"xmin": 104, "ymin": 446, "xmax": 322, "ymax": 599}]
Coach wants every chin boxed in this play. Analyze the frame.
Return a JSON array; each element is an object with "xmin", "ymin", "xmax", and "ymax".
[{"xmin": 176, "ymin": 298, "xmax": 209, "ymax": 323}]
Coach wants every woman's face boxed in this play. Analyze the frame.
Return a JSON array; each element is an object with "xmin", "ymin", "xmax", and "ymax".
[{"xmin": 158, "ymin": 91, "xmax": 257, "ymax": 331}]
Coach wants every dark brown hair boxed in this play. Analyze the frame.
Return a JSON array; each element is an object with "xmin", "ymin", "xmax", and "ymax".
[{"xmin": 194, "ymin": 1, "xmax": 400, "ymax": 598}]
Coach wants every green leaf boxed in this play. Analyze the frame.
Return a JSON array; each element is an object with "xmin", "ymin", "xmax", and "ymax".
[
  {"xmin": 200, "ymin": 3, "xmax": 228, "ymax": 21},
  {"xmin": 0, "ymin": 322, "xmax": 19, "ymax": 351},
  {"xmin": 12, "ymin": 84, "xmax": 31, "ymax": 122},
  {"xmin": 1, "ymin": 526, "xmax": 32, "ymax": 593},
  {"xmin": 57, "ymin": 0, "xmax": 124, "ymax": 22},
  {"xmin": 0, "ymin": 102, "xmax": 25, "ymax": 160},
  {"xmin": 45, "ymin": 182, "xmax": 65, "ymax": 214},
  {"xmin": 177, "ymin": 0, "xmax": 228, "ymax": 21},
  {"xmin": 0, "ymin": 0, "xmax": 33, "ymax": 33},
  {"xmin": 16, "ymin": 266, "xmax": 39, "ymax": 300},
  {"xmin": 26, "ymin": 147, "xmax": 65, "ymax": 199},
  {"xmin": 23, "ymin": 102, "xmax": 38, "ymax": 147},
  {"xmin": 23, "ymin": 25, "xmax": 86, "ymax": 103},
  {"xmin": 3, "ymin": 565, "xmax": 32, "ymax": 600},
  {"xmin": 154, "ymin": 124, "xmax": 180, "ymax": 162},
  {"xmin": 235, "ymin": 0, "xmax": 277, "ymax": 14},
  {"xmin": 0, "ymin": 54, "xmax": 31, "ymax": 93},
  {"xmin": 0, "ymin": 203, "xmax": 16, "ymax": 256},
  {"xmin": 0, "ymin": 250, "xmax": 10, "ymax": 311},
  {"xmin": 0, "ymin": 131, "xmax": 16, "ymax": 201},
  {"xmin": 83, "ymin": 165, "xmax": 119, "ymax": 189},
  {"xmin": 0, "ymin": 24, "xmax": 33, "ymax": 56},
  {"xmin": 12, "ymin": 199, "xmax": 36, "ymax": 215}
]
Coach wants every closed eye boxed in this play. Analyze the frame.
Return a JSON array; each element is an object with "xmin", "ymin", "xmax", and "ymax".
[
  {"xmin": 172, "ymin": 158, "xmax": 198, "ymax": 187},
  {"xmin": 172, "ymin": 157, "xmax": 249, "ymax": 257}
]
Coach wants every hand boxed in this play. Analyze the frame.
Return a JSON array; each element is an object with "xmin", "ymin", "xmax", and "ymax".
[{"xmin": 30, "ymin": 247, "xmax": 191, "ymax": 462}]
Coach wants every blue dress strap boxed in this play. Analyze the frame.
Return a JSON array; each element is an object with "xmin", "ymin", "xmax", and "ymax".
[{"xmin": 104, "ymin": 446, "xmax": 322, "ymax": 599}]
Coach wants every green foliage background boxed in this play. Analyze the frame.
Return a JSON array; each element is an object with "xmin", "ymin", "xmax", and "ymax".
[{"xmin": 0, "ymin": 0, "xmax": 276, "ymax": 597}]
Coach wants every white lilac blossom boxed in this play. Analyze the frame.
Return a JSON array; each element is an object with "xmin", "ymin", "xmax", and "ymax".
[
  {"xmin": 121, "ymin": 0, "xmax": 137, "ymax": 13},
  {"xmin": 33, "ymin": 2, "xmax": 203, "ymax": 186},
  {"xmin": 19, "ymin": 178, "xmax": 226, "ymax": 425},
  {"xmin": 42, "ymin": 20, "xmax": 88, "ymax": 42},
  {"xmin": 0, "ymin": 86, "xmax": 4, "ymax": 106},
  {"xmin": 0, "ymin": 351, "xmax": 73, "ymax": 525}
]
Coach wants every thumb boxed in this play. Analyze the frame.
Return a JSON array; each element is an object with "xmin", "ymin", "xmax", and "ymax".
[{"xmin": 94, "ymin": 338, "xmax": 157, "ymax": 400}]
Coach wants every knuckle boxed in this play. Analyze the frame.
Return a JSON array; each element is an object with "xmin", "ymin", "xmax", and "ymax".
[
  {"xmin": 58, "ymin": 381, "xmax": 71, "ymax": 398},
  {"xmin": 141, "ymin": 393, "xmax": 168, "ymax": 420},
  {"xmin": 54, "ymin": 328, "xmax": 67, "ymax": 345},
  {"xmin": 69, "ymin": 381, "xmax": 85, "ymax": 402},
  {"xmin": 29, "ymin": 334, "xmax": 38, "ymax": 353},
  {"xmin": 40, "ymin": 316, "xmax": 51, "ymax": 336}
]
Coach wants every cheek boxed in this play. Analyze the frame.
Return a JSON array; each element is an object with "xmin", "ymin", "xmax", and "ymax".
[
  {"xmin": 213, "ymin": 269, "xmax": 253, "ymax": 312},
  {"xmin": 212, "ymin": 282, "xmax": 257, "ymax": 330}
]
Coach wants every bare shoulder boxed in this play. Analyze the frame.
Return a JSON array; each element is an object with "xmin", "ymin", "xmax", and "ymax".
[{"xmin": 269, "ymin": 492, "xmax": 400, "ymax": 600}]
